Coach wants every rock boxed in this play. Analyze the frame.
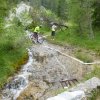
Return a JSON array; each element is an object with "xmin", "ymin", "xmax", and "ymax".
[
  {"xmin": 47, "ymin": 77, "xmax": 100, "ymax": 100},
  {"xmin": 47, "ymin": 90, "xmax": 86, "ymax": 100},
  {"xmin": 69, "ymin": 77, "xmax": 100, "ymax": 98},
  {"xmin": 17, "ymin": 80, "xmax": 49, "ymax": 100},
  {"xmin": 31, "ymin": 44, "xmax": 92, "ymax": 80},
  {"xmin": 69, "ymin": 77, "xmax": 100, "ymax": 91}
]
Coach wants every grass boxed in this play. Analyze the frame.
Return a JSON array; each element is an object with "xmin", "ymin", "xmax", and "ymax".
[
  {"xmin": 0, "ymin": 45, "xmax": 28, "ymax": 88},
  {"xmin": 84, "ymin": 66, "xmax": 100, "ymax": 80},
  {"xmin": 0, "ymin": 18, "xmax": 30, "ymax": 88},
  {"xmin": 74, "ymin": 52, "xmax": 93, "ymax": 63},
  {"xmin": 45, "ymin": 29, "xmax": 100, "ymax": 56}
]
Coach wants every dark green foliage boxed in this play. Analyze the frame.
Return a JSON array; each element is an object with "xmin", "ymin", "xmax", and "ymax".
[
  {"xmin": 0, "ymin": 0, "xmax": 9, "ymax": 17},
  {"xmin": 93, "ymin": 1, "xmax": 100, "ymax": 28},
  {"xmin": 29, "ymin": 0, "xmax": 41, "ymax": 8},
  {"xmin": 41, "ymin": 0, "xmax": 59, "ymax": 13},
  {"xmin": 57, "ymin": 0, "xmax": 68, "ymax": 20},
  {"xmin": 41, "ymin": 0, "xmax": 68, "ymax": 20}
]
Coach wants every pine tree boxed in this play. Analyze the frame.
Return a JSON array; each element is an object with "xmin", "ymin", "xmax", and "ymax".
[
  {"xmin": 57, "ymin": 0, "xmax": 68, "ymax": 20},
  {"xmin": 68, "ymin": 0, "xmax": 94, "ymax": 38}
]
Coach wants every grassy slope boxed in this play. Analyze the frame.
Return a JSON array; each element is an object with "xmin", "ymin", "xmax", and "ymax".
[
  {"xmin": 44, "ymin": 28, "xmax": 100, "ymax": 56},
  {"xmin": 55, "ymin": 30, "xmax": 100, "ymax": 53},
  {"xmin": 44, "ymin": 27, "xmax": 100, "ymax": 75},
  {"xmin": 0, "ymin": 18, "xmax": 30, "ymax": 88}
]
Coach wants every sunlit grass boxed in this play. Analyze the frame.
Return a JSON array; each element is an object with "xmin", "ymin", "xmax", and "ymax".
[{"xmin": 48, "ymin": 29, "xmax": 100, "ymax": 56}]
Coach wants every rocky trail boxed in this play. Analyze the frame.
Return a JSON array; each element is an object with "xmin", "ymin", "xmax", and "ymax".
[{"xmin": 0, "ymin": 39, "xmax": 100, "ymax": 100}]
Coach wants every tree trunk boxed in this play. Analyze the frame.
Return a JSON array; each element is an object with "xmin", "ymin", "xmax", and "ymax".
[
  {"xmin": 86, "ymin": 0, "xmax": 94, "ymax": 39},
  {"xmin": 89, "ymin": 17, "xmax": 94, "ymax": 39}
]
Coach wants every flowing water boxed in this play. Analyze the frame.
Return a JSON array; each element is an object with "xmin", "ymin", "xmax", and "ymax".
[
  {"xmin": 1, "ymin": 2, "xmax": 36, "ymax": 100},
  {"xmin": 1, "ymin": 49, "xmax": 33, "ymax": 100}
]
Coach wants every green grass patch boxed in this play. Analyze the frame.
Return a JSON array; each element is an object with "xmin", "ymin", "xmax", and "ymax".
[
  {"xmin": 84, "ymin": 66, "xmax": 100, "ymax": 80},
  {"xmin": 0, "ymin": 40, "xmax": 28, "ymax": 88},
  {"xmin": 75, "ymin": 52, "xmax": 93, "ymax": 63},
  {"xmin": 0, "ymin": 17, "xmax": 30, "ymax": 88}
]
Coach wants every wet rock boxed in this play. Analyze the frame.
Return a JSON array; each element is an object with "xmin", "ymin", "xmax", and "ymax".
[{"xmin": 6, "ymin": 75, "xmax": 27, "ymax": 90}]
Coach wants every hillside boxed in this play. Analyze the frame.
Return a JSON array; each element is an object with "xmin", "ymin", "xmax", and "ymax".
[{"xmin": 0, "ymin": 0, "xmax": 100, "ymax": 100}]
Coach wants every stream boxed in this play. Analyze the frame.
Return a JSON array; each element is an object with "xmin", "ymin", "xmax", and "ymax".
[
  {"xmin": 1, "ymin": 49, "xmax": 33, "ymax": 100},
  {"xmin": 1, "ymin": 38, "xmax": 73, "ymax": 100}
]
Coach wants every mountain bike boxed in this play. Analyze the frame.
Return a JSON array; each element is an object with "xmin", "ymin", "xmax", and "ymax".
[{"xmin": 30, "ymin": 32, "xmax": 44, "ymax": 44}]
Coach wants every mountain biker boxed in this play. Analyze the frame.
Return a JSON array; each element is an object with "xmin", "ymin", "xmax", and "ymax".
[{"xmin": 33, "ymin": 25, "xmax": 41, "ymax": 43}]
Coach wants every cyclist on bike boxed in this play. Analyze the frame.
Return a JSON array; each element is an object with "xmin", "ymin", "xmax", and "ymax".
[{"xmin": 33, "ymin": 25, "xmax": 41, "ymax": 43}]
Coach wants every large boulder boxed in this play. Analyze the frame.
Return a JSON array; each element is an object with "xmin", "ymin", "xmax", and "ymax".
[
  {"xmin": 47, "ymin": 90, "xmax": 86, "ymax": 100},
  {"xmin": 69, "ymin": 77, "xmax": 100, "ymax": 98}
]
